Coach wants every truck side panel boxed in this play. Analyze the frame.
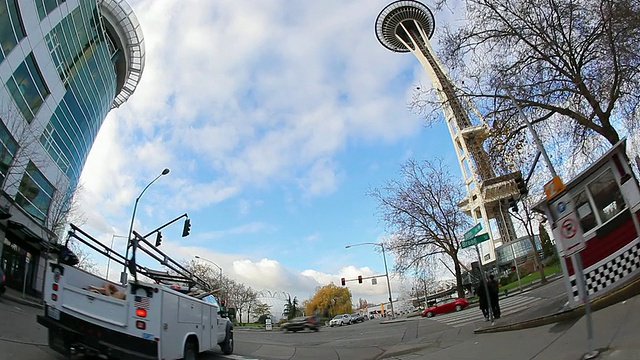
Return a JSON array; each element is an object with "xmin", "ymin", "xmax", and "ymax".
[
  {"xmin": 160, "ymin": 291, "xmax": 183, "ymax": 360},
  {"xmin": 178, "ymin": 296, "xmax": 203, "ymax": 323}
]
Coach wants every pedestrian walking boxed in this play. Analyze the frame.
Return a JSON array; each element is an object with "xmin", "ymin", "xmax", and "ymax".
[
  {"xmin": 476, "ymin": 281, "xmax": 489, "ymax": 321},
  {"xmin": 488, "ymin": 274, "xmax": 501, "ymax": 319}
]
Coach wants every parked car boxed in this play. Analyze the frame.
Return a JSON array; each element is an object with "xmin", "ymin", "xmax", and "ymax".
[
  {"xmin": 0, "ymin": 267, "xmax": 5, "ymax": 295},
  {"xmin": 350, "ymin": 313, "xmax": 364, "ymax": 323},
  {"xmin": 281, "ymin": 315, "xmax": 321, "ymax": 332},
  {"xmin": 329, "ymin": 314, "xmax": 350, "ymax": 327},
  {"xmin": 421, "ymin": 298, "xmax": 469, "ymax": 318}
]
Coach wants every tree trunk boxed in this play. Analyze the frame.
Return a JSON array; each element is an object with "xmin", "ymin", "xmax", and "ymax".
[{"xmin": 453, "ymin": 258, "xmax": 465, "ymax": 298}]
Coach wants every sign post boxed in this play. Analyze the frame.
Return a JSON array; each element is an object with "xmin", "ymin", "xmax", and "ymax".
[{"xmin": 551, "ymin": 194, "xmax": 597, "ymax": 360}]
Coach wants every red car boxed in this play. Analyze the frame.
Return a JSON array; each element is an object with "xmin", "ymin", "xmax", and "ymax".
[{"xmin": 421, "ymin": 298, "xmax": 469, "ymax": 318}]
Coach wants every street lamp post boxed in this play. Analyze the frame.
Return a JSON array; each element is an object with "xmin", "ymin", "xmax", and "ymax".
[
  {"xmin": 121, "ymin": 168, "xmax": 170, "ymax": 284},
  {"xmin": 345, "ymin": 242, "xmax": 395, "ymax": 319},
  {"xmin": 194, "ymin": 255, "xmax": 223, "ymax": 286},
  {"xmin": 107, "ymin": 234, "xmax": 127, "ymax": 281}
]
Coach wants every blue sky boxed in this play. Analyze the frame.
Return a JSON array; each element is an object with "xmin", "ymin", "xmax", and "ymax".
[{"xmin": 76, "ymin": 0, "xmax": 468, "ymax": 306}]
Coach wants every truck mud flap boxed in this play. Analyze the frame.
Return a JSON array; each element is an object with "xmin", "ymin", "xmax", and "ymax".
[{"xmin": 37, "ymin": 315, "xmax": 71, "ymax": 357}]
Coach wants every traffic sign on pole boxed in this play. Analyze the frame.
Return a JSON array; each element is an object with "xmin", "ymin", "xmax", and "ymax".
[{"xmin": 464, "ymin": 223, "xmax": 482, "ymax": 241}]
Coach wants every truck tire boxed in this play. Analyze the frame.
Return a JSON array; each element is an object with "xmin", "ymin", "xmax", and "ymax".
[
  {"xmin": 220, "ymin": 326, "xmax": 234, "ymax": 355},
  {"xmin": 183, "ymin": 340, "xmax": 198, "ymax": 360}
]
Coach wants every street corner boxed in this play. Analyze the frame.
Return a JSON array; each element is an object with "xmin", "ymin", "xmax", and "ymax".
[{"xmin": 475, "ymin": 275, "xmax": 640, "ymax": 334}]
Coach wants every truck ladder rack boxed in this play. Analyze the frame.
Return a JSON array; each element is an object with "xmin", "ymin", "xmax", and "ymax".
[{"xmin": 66, "ymin": 224, "xmax": 210, "ymax": 291}]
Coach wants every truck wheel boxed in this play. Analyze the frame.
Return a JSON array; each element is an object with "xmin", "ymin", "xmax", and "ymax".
[
  {"xmin": 183, "ymin": 340, "xmax": 197, "ymax": 360},
  {"xmin": 220, "ymin": 326, "xmax": 234, "ymax": 355}
]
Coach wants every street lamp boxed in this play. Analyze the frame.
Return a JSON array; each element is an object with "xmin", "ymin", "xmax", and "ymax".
[
  {"xmin": 345, "ymin": 242, "xmax": 395, "ymax": 319},
  {"xmin": 194, "ymin": 255, "xmax": 223, "ymax": 284},
  {"xmin": 106, "ymin": 234, "xmax": 128, "ymax": 281},
  {"xmin": 121, "ymin": 168, "xmax": 170, "ymax": 284}
]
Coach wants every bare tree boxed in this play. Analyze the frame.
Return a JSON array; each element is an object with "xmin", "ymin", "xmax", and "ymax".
[
  {"xmin": 251, "ymin": 302, "xmax": 272, "ymax": 320},
  {"xmin": 508, "ymin": 196, "xmax": 548, "ymax": 284},
  {"xmin": 226, "ymin": 281, "xmax": 257, "ymax": 324},
  {"xmin": 0, "ymin": 107, "xmax": 49, "ymax": 192},
  {"xmin": 67, "ymin": 242, "xmax": 99, "ymax": 274},
  {"xmin": 46, "ymin": 177, "xmax": 86, "ymax": 240},
  {"xmin": 435, "ymin": 0, "xmax": 640, "ymax": 160},
  {"xmin": 180, "ymin": 259, "xmax": 226, "ymax": 294},
  {"xmin": 368, "ymin": 158, "xmax": 473, "ymax": 298}
]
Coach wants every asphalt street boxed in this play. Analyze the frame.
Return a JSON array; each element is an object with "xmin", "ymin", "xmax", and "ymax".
[{"xmin": 2, "ymin": 274, "xmax": 640, "ymax": 360}]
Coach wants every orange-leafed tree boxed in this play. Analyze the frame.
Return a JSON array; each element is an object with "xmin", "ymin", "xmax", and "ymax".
[{"xmin": 304, "ymin": 283, "xmax": 352, "ymax": 318}]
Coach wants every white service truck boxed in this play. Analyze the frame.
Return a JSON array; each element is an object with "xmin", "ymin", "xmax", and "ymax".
[{"xmin": 37, "ymin": 223, "xmax": 233, "ymax": 360}]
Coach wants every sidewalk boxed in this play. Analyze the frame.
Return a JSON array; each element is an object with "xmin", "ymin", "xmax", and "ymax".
[
  {"xmin": 1, "ymin": 286, "xmax": 44, "ymax": 309},
  {"xmin": 380, "ymin": 275, "xmax": 640, "ymax": 360},
  {"xmin": 475, "ymin": 273, "xmax": 640, "ymax": 333}
]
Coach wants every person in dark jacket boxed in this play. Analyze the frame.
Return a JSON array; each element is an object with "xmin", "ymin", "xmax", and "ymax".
[
  {"xmin": 476, "ymin": 281, "xmax": 489, "ymax": 320},
  {"xmin": 488, "ymin": 275, "xmax": 501, "ymax": 319}
]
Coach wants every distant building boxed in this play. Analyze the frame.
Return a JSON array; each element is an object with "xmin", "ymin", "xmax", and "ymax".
[
  {"xmin": 0, "ymin": 0, "xmax": 145, "ymax": 296},
  {"xmin": 495, "ymin": 235, "xmax": 543, "ymax": 273}
]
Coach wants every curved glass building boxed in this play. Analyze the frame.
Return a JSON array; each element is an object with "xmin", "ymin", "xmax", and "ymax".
[{"xmin": 0, "ymin": 0, "xmax": 145, "ymax": 296}]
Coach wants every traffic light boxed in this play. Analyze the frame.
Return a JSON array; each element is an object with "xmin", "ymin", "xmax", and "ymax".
[
  {"xmin": 182, "ymin": 218, "xmax": 191, "ymax": 237},
  {"xmin": 155, "ymin": 232, "xmax": 163, "ymax": 247},
  {"xmin": 341, "ymin": 278, "xmax": 346, "ymax": 286},
  {"xmin": 515, "ymin": 173, "xmax": 528, "ymax": 196},
  {"xmin": 358, "ymin": 275, "xmax": 363, "ymax": 284},
  {"xmin": 508, "ymin": 196, "xmax": 519, "ymax": 212}
]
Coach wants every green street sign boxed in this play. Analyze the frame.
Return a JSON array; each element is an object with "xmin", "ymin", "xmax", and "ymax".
[
  {"xmin": 464, "ymin": 223, "xmax": 482, "ymax": 241},
  {"xmin": 461, "ymin": 233, "xmax": 491, "ymax": 249}
]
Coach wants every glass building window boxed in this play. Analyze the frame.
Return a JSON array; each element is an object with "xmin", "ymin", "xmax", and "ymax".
[
  {"xmin": 0, "ymin": 0, "xmax": 26, "ymax": 62},
  {"xmin": 15, "ymin": 161, "xmax": 54, "ymax": 224},
  {"xmin": 35, "ymin": 0, "xmax": 66, "ymax": 20},
  {"xmin": 0, "ymin": 119, "xmax": 19, "ymax": 186},
  {"xmin": 5, "ymin": 53, "xmax": 50, "ymax": 123}
]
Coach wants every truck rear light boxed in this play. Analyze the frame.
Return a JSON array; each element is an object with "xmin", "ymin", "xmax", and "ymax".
[
  {"xmin": 54, "ymin": 273, "xmax": 60, "ymax": 282},
  {"xmin": 51, "ymin": 294, "xmax": 58, "ymax": 301},
  {"xmin": 52, "ymin": 283, "xmax": 58, "ymax": 291},
  {"xmin": 136, "ymin": 320, "xmax": 146, "ymax": 330},
  {"xmin": 136, "ymin": 308, "xmax": 147, "ymax": 317}
]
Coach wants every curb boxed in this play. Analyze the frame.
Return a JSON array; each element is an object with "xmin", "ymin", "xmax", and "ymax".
[
  {"xmin": 1, "ymin": 294, "xmax": 44, "ymax": 310},
  {"xmin": 474, "ymin": 275, "xmax": 640, "ymax": 333}
]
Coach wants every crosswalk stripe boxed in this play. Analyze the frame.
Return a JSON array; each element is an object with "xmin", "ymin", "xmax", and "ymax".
[{"xmin": 424, "ymin": 295, "xmax": 542, "ymax": 327}]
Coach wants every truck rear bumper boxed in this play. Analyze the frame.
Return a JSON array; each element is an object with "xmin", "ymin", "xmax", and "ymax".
[{"xmin": 37, "ymin": 308, "xmax": 158, "ymax": 360}]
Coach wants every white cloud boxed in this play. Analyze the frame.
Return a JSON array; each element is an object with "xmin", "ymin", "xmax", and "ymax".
[{"xmin": 77, "ymin": 0, "xmax": 448, "ymax": 308}]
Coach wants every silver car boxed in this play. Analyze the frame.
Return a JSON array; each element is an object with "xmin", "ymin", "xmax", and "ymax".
[{"xmin": 329, "ymin": 314, "xmax": 350, "ymax": 327}]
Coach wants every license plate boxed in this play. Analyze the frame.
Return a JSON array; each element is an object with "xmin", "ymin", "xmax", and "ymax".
[{"xmin": 48, "ymin": 306, "xmax": 60, "ymax": 320}]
